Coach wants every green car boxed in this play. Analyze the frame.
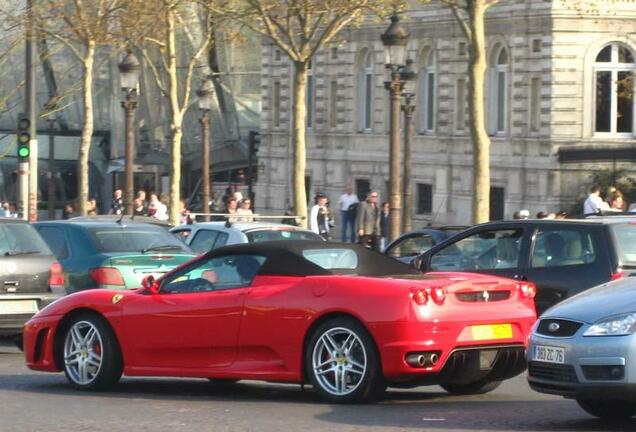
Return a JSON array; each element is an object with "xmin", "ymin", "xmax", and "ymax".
[{"xmin": 35, "ymin": 220, "xmax": 196, "ymax": 293}]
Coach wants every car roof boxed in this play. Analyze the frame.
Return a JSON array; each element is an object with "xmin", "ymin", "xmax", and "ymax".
[
  {"xmin": 0, "ymin": 217, "xmax": 28, "ymax": 224},
  {"xmin": 67, "ymin": 215, "xmax": 173, "ymax": 227},
  {"xmin": 205, "ymin": 240, "xmax": 421, "ymax": 277},
  {"xmin": 176, "ymin": 221, "xmax": 314, "ymax": 232},
  {"xmin": 36, "ymin": 219, "xmax": 166, "ymax": 230}
]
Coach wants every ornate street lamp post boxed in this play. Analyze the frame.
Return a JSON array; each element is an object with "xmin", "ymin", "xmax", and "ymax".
[
  {"xmin": 197, "ymin": 77, "xmax": 215, "ymax": 222},
  {"xmin": 382, "ymin": 14, "xmax": 409, "ymax": 241},
  {"xmin": 401, "ymin": 59, "xmax": 417, "ymax": 233},
  {"xmin": 118, "ymin": 50, "xmax": 141, "ymax": 216}
]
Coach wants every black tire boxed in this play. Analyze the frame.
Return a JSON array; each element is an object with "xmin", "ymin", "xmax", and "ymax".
[
  {"xmin": 441, "ymin": 379, "xmax": 502, "ymax": 395},
  {"xmin": 61, "ymin": 313, "xmax": 123, "ymax": 390},
  {"xmin": 305, "ymin": 317, "xmax": 384, "ymax": 403},
  {"xmin": 576, "ymin": 398, "xmax": 636, "ymax": 419}
]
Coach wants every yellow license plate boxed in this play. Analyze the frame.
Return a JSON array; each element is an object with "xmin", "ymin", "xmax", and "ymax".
[
  {"xmin": 471, "ymin": 324, "xmax": 513, "ymax": 341},
  {"xmin": 0, "ymin": 300, "xmax": 38, "ymax": 314}
]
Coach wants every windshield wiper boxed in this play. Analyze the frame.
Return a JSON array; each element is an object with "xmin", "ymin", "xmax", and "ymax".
[
  {"xmin": 4, "ymin": 250, "xmax": 40, "ymax": 256},
  {"xmin": 141, "ymin": 245, "xmax": 182, "ymax": 254}
]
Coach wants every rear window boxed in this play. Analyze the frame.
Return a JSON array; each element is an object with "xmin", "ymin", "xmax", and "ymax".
[
  {"xmin": 612, "ymin": 223, "xmax": 636, "ymax": 265},
  {"xmin": 245, "ymin": 229, "xmax": 323, "ymax": 243},
  {"xmin": 88, "ymin": 226, "xmax": 190, "ymax": 253},
  {"xmin": 302, "ymin": 248, "xmax": 359, "ymax": 269},
  {"xmin": 0, "ymin": 223, "xmax": 52, "ymax": 256}
]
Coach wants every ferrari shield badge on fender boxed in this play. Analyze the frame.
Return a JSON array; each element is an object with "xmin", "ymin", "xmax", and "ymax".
[{"xmin": 112, "ymin": 294, "xmax": 124, "ymax": 304}]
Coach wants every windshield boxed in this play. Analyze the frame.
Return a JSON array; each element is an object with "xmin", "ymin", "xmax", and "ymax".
[
  {"xmin": 88, "ymin": 226, "xmax": 191, "ymax": 253},
  {"xmin": 245, "ymin": 229, "xmax": 323, "ymax": 243},
  {"xmin": 611, "ymin": 223, "xmax": 636, "ymax": 266},
  {"xmin": 0, "ymin": 223, "xmax": 52, "ymax": 256}
]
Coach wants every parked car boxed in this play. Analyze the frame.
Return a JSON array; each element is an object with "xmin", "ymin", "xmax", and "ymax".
[
  {"xmin": 35, "ymin": 220, "xmax": 195, "ymax": 293},
  {"xmin": 0, "ymin": 218, "xmax": 64, "ymax": 340},
  {"xmin": 69, "ymin": 215, "xmax": 173, "ymax": 230},
  {"xmin": 527, "ymin": 277, "xmax": 636, "ymax": 419},
  {"xmin": 414, "ymin": 218, "xmax": 636, "ymax": 314},
  {"xmin": 384, "ymin": 226, "xmax": 467, "ymax": 263},
  {"xmin": 24, "ymin": 241, "xmax": 536, "ymax": 403},
  {"xmin": 171, "ymin": 221, "xmax": 324, "ymax": 254}
]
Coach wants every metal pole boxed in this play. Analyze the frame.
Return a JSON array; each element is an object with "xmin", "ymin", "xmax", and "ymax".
[
  {"xmin": 200, "ymin": 110, "xmax": 211, "ymax": 222},
  {"xmin": 123, "ymin": 91, "xmax": 137, "ymax": 215},
  {"xmin": 47, "ymin": 118, "xmax": 56, "ymax": 220},
  {"xmin": 20, "ymin": 0, "xmax": 35, "ymax": 221},
  {"xmin": 386, "ymin": 71, "xmax": 403, "ymax": 241},
  {"xmin": 402, "ymin": 95, "xmax": 415, "ymax": 233},
  {"xmin": 247, "ymin": 139, "xmax": 253, "ymax": 205}
]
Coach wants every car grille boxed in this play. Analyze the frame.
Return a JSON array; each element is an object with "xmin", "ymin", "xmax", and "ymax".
[
  {"xmin": 455, "ymin": 290, "xmax": 510, "ymax": 302},
  {"xmin": 528, "ymin": 362, "xmax": 578, "ymax": 383},
  {"xmin": 536, "ymin": 319, "xmax": 583, "ymax": 337}
]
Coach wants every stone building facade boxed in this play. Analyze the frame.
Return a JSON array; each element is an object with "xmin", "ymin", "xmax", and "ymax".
[{"xmin": 254, "ymin": 0, "xmax": 636, "ymax": 225}]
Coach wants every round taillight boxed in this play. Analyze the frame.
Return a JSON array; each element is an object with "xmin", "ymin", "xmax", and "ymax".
[
  {"xmin": 411, "ymin": 288, "xmax": 428, "ymax": 306},
  {"xmin": 519, "ymin": 283, "xmax": 536, "ymax": 299},
  {"xmin": 431, "ymin": 287, "xmax": 446, "ymax": 304}
]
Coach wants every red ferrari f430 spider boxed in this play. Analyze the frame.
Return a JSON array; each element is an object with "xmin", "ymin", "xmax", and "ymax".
[{"xmin": 24, "ymin": 241, "xmax": 537, "ymax": 403}]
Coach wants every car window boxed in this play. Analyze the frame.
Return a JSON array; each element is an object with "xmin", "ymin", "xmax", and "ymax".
[
  {"xmin": 387, "ymin": 234, "xmax": 435, "ymax": 258},
  {"xmin": 88, "ymin": 226, "xmax": 189, "ymax": 253},
  {"xmin": 430, "ymin": 229, "xmax": 522, "ymax": 271},
  {"xmin": 531, "ymin": 228, "xmax": 597, "ymax": 268},
  {"xmin": 0, "ymin": 223, "xmax": 52, "ymax": 256},
  {"xmin": 161, "ymin": 254, "xmax": 266, "ymax": 294},
  {"xmin": 245, "ymin": 229, "xmax": 323, "ymax": 243},
  {"xmin": 172, "ymin": 229, "xmax": 191, "ymax": 242},
  {"xmin": 213, "ymin": 232, "xmax": 229, "ymax": 249},
  {"xmin": 612, "ymin": 223, "xmax": 636, "ymax": 266},
  {"xmin": 303, "ymin": 248, "xmax": 359, "ymax": 269},
  {"xmin": 37, "ymin": 226, "xmax": 69, "ymax": 259},
  {"xmin": 190, "ymin": 229, "xmax": 220, "ymax": 254}
]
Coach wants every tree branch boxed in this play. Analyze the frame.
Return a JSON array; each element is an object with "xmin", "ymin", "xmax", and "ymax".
[{"xmin": 139, "ymin": 47, "xmax": 168, "ymax": 97}]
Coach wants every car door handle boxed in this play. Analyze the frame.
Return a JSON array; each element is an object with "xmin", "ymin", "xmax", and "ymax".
[{"xmin": 513, "ymin": 275, "xmax": 528, "ymax": 281}]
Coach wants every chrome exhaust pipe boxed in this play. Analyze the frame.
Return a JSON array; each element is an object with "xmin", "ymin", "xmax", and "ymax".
[{"xmin": 406, "ymin": 352, "xmax": 440, "ymax": 368}]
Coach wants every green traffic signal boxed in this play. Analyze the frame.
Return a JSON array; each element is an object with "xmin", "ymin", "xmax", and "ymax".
[{"xmin": 18, "ymin": 146, "xmax": 30, "ymax": 158}]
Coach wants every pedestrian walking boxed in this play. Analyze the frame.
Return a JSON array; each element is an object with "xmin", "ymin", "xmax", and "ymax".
[
  {"xmin": 356, "ymin": 190, "xmax": 380, "ymax": 250},
  {"xmin": 62, "ymin": 203, "xmax": 76, "ymax": 220},
  {"xmin": 179, "ymin": 199, "xmax": 191, "ymax": 224},
  {"xmin": 110, "ymin": 188, "xmax": 124, "ymax": 215},
  {"xmin": 583, "ymin": 185, "xmax": 608, "ymax": 215},
  {"xmin": 148, "ymin": 193, "xmax": 168, "ymax": 221},
  {"xmin": 379, "ymin": 202, "xmax": 390, "ymax": 251},
  {"xmin": 236, "ymin": 198, "xmax": 254, "ymax": 222},
  {"xmin": 337, "ymin": 186, "xmax": 359, "ymax": 243},
  {"xmin": 136, "ymin": 190, "xmax": 148, "ymax": 216},
  {"xmin": 224, "ymin": 196, "xmax": 239, "ymax": 223},
  {"xmin": 608, "ymin": 190, "xmax": 626, "ymax": 212},
  {"xmin": 310, "ymin": 193, "xmax": 330, "ymax": 240}
]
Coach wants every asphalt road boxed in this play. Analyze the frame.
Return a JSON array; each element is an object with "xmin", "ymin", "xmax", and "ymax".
[{"xmin": 0, "ymin": 344, "xmax": 634, "ymax": 432}]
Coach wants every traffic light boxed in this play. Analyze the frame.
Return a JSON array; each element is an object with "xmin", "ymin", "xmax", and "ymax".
[
  {"xmin": 248, "ymin": 131, "xmax": 260, "ymax": 157},
  {"xmin": 17, "ymin": 117, "xmax": 30, "ymax": 161}
]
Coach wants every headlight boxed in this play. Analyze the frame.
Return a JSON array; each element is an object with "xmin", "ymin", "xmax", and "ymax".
[{"xmin": 584, "ymin": 313, "xmax": 636, "ymax": 336}]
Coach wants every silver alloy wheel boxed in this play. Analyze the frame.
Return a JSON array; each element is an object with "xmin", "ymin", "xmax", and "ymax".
[
  {"xmin": 63, "ymin": 320, "xmax": 104, "ymax": 386},
  {"xmin": 312, "ymin": 327, "xmax": 367, "ymax": 396}
]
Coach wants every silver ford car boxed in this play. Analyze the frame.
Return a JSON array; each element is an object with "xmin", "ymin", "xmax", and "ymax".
[{"xmin": 527, "ymin": 277, "xmax": 636, "ymax": 419}]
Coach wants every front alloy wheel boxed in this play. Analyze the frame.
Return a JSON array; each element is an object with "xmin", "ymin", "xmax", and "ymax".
[
  {"xmin": 306, "ymin": 318, "xmax": 384, "ymax": 403},
  {"xmin": 62, "ymin": 314, "xmax": 122, "ymax": 390}
]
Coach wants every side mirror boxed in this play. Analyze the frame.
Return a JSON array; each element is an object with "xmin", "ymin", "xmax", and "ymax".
[{"xmin": 141, "ymin": 275, "xmax": 159, "ymax": 294}]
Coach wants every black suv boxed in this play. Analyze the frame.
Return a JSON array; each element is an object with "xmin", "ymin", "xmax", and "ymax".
[
  {"xmin": 0, "ymin": 219, "xmax": 63, "ymax": 339},
  {"xmin": 415, "ymin": 218, "xmax": 635, "ymax": 314}
]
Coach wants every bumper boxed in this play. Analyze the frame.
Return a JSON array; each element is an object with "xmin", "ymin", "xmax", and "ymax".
[
  {"xmin": 373, "ymin": 312, "xmax": 536, "ymax": 385},
  {"xmin": 23, "ymin": 314, "xmax": 62, "ymax": 372},
  {"xmin": 0, "ymin": 293, "xmax": 61, "ymax": 337},
  {"xmin": 527, "ymin": 331, "xmax": 636, "ymax": 399}
]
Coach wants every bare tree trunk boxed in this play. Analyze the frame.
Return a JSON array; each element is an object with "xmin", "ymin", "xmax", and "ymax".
[
  {"xmin": 292, "ymin": 61, "xmax": 308, "ymax": 228},
  {"xmin": 166, "ymin": 6, "xmax": 182, "ymax": 226},
  {"xmin": 201, "ymin": 110, "xmax": 211, "ymax": 222},
  {"xmin": 467, "ymin": 1, "xmax": 490, "ymax": 224},
  {"xmin": 78, "ymin": 41, "xmax": 95, "ymax": 216}
]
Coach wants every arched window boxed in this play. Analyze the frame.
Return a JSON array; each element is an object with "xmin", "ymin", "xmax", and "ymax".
[
  {"xmin": 489, "ymin": 45, "xmax": 509, "ymax": 134},
  {"xmin": 594, "ymin": 43, "xmax": 635, "ymax": 134},
  {"xmin": 357, "ymin": 49, "xmax": 374, "ymax": 131},
  {"xmin": 418, "ymin": 48, "xmax": 436, "ymax": 133}
]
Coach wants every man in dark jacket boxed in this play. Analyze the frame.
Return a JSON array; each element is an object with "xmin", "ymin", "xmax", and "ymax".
[{"xmin": 356, "ymin": 190, "xmax": 380, "ymax": 250}]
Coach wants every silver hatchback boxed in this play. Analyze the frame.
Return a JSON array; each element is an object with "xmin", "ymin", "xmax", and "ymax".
[{"xmin": 527, "ymin": 277, "xmax": 636, "ymax": 419}]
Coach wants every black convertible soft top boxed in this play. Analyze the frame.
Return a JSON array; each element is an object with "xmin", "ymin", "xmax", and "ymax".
[{"xmin": 205, "ymin": 241, "xmax": 421, "ymax": 277}]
